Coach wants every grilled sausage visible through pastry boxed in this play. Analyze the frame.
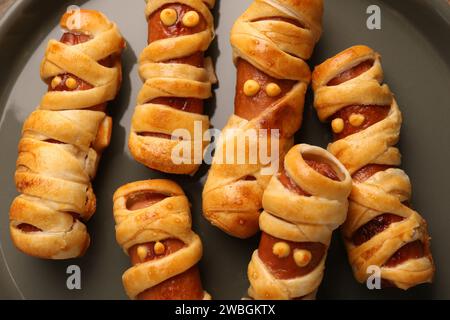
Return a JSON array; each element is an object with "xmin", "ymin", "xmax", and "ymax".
[
  {"xmin": 113, "ymin": 179, "xmax": 210, "ymax": 300},
  {"xmin": 202, "ymin": 0, "xmax": 324, "ymax": 239},
  {"xmin": 312, "ymin": 45, "xmax": 435, "ymax": 289},
  {"xmin": 247, "ymin": 144, "xmax": 352, "ymax": 299},
  {"xmin": 128, "ymin": 0, "xmax": 217, "ymax": 175},
  {"xmin": 9, "ymin": 10, "xmax": 124, "ymax": 259}
]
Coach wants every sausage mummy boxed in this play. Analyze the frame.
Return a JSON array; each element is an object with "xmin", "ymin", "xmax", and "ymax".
[
  {"xmin": 113, "ymin": 180, "xmax": 210, "ymax": 300},
  {"xmin": 128, "ymin": 0, "xmax": 217, "ymax": 175},
  {"xmin": 203, "ymin": 0, "xmax": 324, "ymax": 238},
  {"xmin": 9, "ymin": 10, "xmax": 124, "ymax": 259},
  {"xmin": 248, "ymin": 144, "xmax": 352, "ymax": 299},
  {"xmin": 312, "ymin": 45, "xmax": 435, "ymax": 289}
]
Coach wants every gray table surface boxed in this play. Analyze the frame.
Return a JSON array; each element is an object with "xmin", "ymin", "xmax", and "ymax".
[{"xmin": 1, "ymin": 0, "xmax": 449, "ymax": 300}]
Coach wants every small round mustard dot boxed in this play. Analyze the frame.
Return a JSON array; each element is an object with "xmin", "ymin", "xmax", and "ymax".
[
  {"xmin": 136, "ymin": 245, "xmax": 148, "ymax": 262},
  {"xmin": 51, "ymin": 76, "xmax": 62, "ymax": 89},
  {"xmin": 154, "ymin": 241, "xmax": 166, "ymax": 255},
  {"xmin": 272, "ymin": 242, "xmax": 291, "ymax": 258},
  {"xmin": 331, "ymin": 118, "xmax": 344, "ymax": 134},
  {"xmin": 243, "ymin": 79, "xmax": 260, "ymax": 97},
  {"xmin": 265, "ymin": 83, "xmax": 282, "ymax": 97},
  {"xmin": 182, "ymin": 11, "xmax": 200, "ymax": 28},
  {"xmin": 65, "ymin": 77, "xmax": 78, "ymax": 90},
  {"xmin": 160, "ymin": 8, "xmax": 178, "ymax": 26},
  {"xmin": 349, "ymin": 113, "xmax": 365, "ymax": 127},
  {"xmin": 293, "ymin": 249, "xmax": 312, "ymax": 267}
]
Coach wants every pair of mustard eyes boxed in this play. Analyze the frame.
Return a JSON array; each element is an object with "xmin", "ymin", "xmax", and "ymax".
[
  {"xmin": 160, "ymin": 8, "xmax": 200, "ymax": 27},
  {"xmin": 244, "ymin": 79, "xmax": 282, "ymax": 97},
  {"xmin": 331, "ymin": 114, "xmax": 366, "ymax": 133},
  {"xmin": 136, "ymin": 241, "xmax": 165, "ymax": 262},
  {"xmin": 272, "ymin": 242, "xmax": 312, "ymax": 267},
  {"xmin": 51, "ymin": 76, "xmax": 77, "ymax": 90}
]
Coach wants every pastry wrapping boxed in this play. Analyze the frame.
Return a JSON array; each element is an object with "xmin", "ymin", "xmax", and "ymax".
[
  {"xmin": 129, "ymin": 0, "xmax": 217, "ymax": 175},
  {"xmin": 203, "ymin": 0, "xmax": 324, "ymax": 238},
  {"xmin": 9, "ymin": 10, "xmax": 124, "ymax": 259},
  {"xmin": 312, "ymin": 45, "xmax": 435, "ymax": 289},
  {"xmin": 113, "ymin": 179, "xmax": 210, "ymax": 300},
  {"xmin": 248, "ymin": 144, "xmax": 352, "ymax": 299}
]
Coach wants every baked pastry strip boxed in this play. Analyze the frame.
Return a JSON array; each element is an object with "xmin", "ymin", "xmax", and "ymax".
[
  {"xmin": 247, "ymin": 144, "xmax": 352, "ymax": 299},
  {"xmin": 312, "ymin": 45, "xmax": 435, "ymax": 289},
  {"xmin": 113, "ymin": 180, "xmax": 210, "ymax": 300},
  {"xmin": 9, "ymin": 10, "xmax": 124, "ymax": 259},
  {"xmin": 203, "ymin": 0, "xmax": 324, "ymax": 238},
  {"xmin": 129, "ymin": 0, "xmax": 217, "ymax": 175}
]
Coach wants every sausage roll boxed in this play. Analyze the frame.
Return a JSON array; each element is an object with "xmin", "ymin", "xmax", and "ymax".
[
  {"xmin": 128, "ymin": 0, "xmax": 217, "ymax": 175},
  {"xmin": 203, "ymin": 0, "xmax": 324, "ymax": 238},
  {"xmin": 247, "ymin": 144, "xmax": 352, "ymax": 299},
  {"xmin": 312, "ymin": 45, "xmax": 435, "ymax": 289},
  {"xmin": 113, "ymin": 180, "xmax": 210, "ymax": 300},
  {"xmin": 9, "ymin": 10, "xmax": 124, "ymax": 259}
]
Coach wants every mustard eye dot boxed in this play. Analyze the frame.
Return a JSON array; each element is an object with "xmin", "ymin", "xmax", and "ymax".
[
  {"xmin": 272, "ymin": 242, "xmax": 291, "ymax": 258},
  {"xmin": 349, "ymin": 113, "xmax": 365, "ymax": 127},
  {"xmin": 154, "ymin": 241, "xmax": 166, "ymax": 255},
  {"xmin": 65, "ymin": 77, "xmax": 78, "ymax": 90},
  {"xmin": 182, "ymin": 11, "xmax": 200, "ymax": 27},
  {"xmin": 265, "ymin": 83, "xmax": 282, "ymax": 97},
  {"xmin": 136, "ymin": 245, "xmax": 148, "ymax": 262},
  {"xmin": 243, "ymin": 79, "xmax": 260, "ymax": 96},
  {"xmin": 293, "ymin": 249, "xmax": 312, "ymax": 267},
  {"xmin": 51, "ymin": 76, "xmax": 62, "ymax": 89},
  {"xmin": 331, "ymin": 118, "xmax": 344, "ymax": 134},
  {"xmin": 160, "ymin": 8, "xmax": 178, "ymax": 26}
]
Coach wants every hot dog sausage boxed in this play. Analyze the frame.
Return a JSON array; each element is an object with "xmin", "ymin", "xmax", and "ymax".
[
  {"xmin": 126, "ymin": 191, "xmax": 204, "ymax": 300},
  {"xmin": 10, "ymin": 10, "xmax": 124, "ymax": 259},
  {"xmin": 113, "ymin": 180, "xmax": 209, "ymax": 300},
  {"xmin": 128, "ymin": 1, "xmax": 216, "ymax": 175},
  {"xmin": 247, "ymin": 144, "xmax": 352, "ymax": 299},
  {"xmin": 202, "ymin": 0, "xmax": 324, "ymax": 239},
  {"xmin": 312, "ymin": 45, "xmax": 435, "ymax": 289}
]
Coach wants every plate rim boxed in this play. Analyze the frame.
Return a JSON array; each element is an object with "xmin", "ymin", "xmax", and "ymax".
[{"xmin": 0, "ymin": 0, "xmax": 449, "ymax": 300}]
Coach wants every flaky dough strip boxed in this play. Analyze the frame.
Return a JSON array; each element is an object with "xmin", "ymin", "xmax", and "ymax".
[
  {"xmin": 248, "ymin": 144, "xmax": 352, "ymax": 299},
  {"xmin": 203, "ymin": 0, "xmax": 324, "ymax": 238},
  {"xmin": 129, "ymin": 0, "xmax": 216, "ymax": 175},
  {"xmin": 312, "ymin": 45, "xmax": 434, "ymax": 289},
  {"xmin": 113, "ymin": 180, "xmax": 210, "ymax": 300},
  {"xmin": 9, "ymin": 10, "xmax": 124, "ymax": 259}
]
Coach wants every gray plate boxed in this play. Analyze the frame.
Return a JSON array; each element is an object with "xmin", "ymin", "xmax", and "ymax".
[{"xmin": 0, "ymin": 0, "xmax": 449, "ymax": 300}]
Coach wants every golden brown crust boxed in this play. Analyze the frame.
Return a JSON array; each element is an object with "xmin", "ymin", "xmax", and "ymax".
[
  {"xmin": 312, "ymin": 45, "xmax": 380, "ymax": 91},
  {"xmin": 202, "ymin": 0, "xmax": 324, "ymax": 239},
  {"xmin": 312, "ymin": 45, "xmax": 435, "ymax": 290},
  {"xmin": 9, "ymin": 10, "xmax": 124, "ymax": 259},
  {"xmin": 128, "ymin": 0, "xmax": 216, "ymax": 175},
  {"xmin": 113, "ymin": 179, "xmax": 210, "ymax": 300},
  {"xmin": 248, "ymin": 144, "xmax": 352, "ymax": 299}
]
